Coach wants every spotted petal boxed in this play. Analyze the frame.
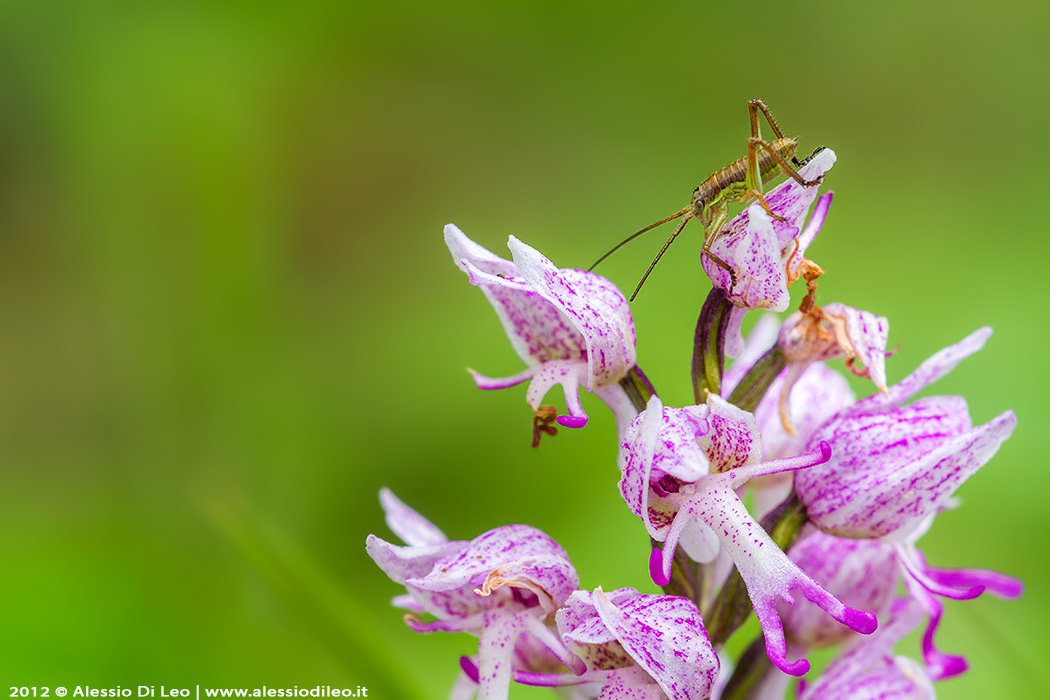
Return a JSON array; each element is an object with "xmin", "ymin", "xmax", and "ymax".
[
  {"xmin": 446, "ymin": 225, "xmax": 638, "ymax": 429},
  {"xmin": 798, "ymin": 399, "xmax": 1017, "ymax": 539},
  {"xmin": 379, "ymin": 487, "xmax": 449, "ymax": 546},
  {"xmin": 409, "ymin": 524, "xmax": 579, "ymax": 618},
  {"xmin": 507, "ymin": 236, "xmax": 636, "ymax": 390},
  {"xmin": 701, "ymin": 149, "xmax": 836, "ymax": 311},
  {"xmin": 592, "ymin": 588, "xmax": 719, "ymax": 700}
]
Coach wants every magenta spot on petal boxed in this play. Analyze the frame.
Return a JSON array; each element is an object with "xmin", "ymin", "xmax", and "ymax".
[
  {"xmin": 818, "ymin": 441, "xmax": 832, "ymax": 462},
  {"xmin": 557, "ymin": 415, "xmax": 588, "ymax": 429},
  {"xmin": 649, "ymin": 546, "xmax": 670, "ymax": 586},
  {"xmin": 459, "ymin": 656, "xmax": 479, "ymax": 684}
]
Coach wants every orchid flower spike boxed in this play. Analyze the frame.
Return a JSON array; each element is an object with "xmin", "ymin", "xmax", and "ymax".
[
  {"xmin": 366, "ymin": 489, "xmax": 585, "ymax": 700},
  {"xmin": 618, "ymin": 395, "xmax": 877, "ymax": 676},
  {"xmin": 511, "ymin": 587, "xmax": 718, "ymax": 699},
  {"xmin": 445, "ymin": 225, "xmax": 639, "ymax": 439}
]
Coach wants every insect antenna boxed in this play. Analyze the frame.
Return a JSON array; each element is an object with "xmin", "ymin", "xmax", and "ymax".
[
  {"xmin": 588, "ymin": 207, "xmax": 691, "ymax": 271},
  {"xmin": 629, "ymin": 214, "xmax": 692, "ymax": 301}
]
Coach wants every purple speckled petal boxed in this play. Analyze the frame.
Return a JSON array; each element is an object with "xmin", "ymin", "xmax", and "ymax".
[
  {"xmin": 701, "ymin": 149, "xmax": 837, "ymax": 312},
  {"xmin": 446, "ymin": 225, "xmax": 638, "ymax": 429},
  {"xmin": 508, "ymin": 236, "xmax": 637, "ymax": 390},
  {"xmin": 557, "ymin": 588, "xmax": 635, "ymax": 649},
  {"xmin": 798, "ymin": 408, "xmax": 1017, "ymax": 538},
  {"xmin": 781, "ymin": 529, "xmax": 898, "ymax": 649},
  {"xmin": 474, "ymin": 610, "xmax": 527, "ymax": 700},
  {"xmin": 702, "ymin": 206, "xmax": 789, "ymax": 311},
  {"xmin": 592, "ymin": 588, "xmax": 719, "ymax": 700},
  {"xmin": 592, "ymin": 668, "xmax": 668, "ymax": 699},
  {"xmin": 822, "ymin": 303, "xmax": 890, "ymax": 395},
  {"xmin": 366, "ymin": 535, "xmax": 468, "ymax": 586},
  {"xmin": 409, "ymin": 524, "xmax": 579, "ymax": 617},
  {"xmin": 777, "ymin": 303, "xmax": 889, "ymax": 417},
  {"xmin": 557, "ymin": 588, "xmax": 650, "ymax": 677},
  {"xmin": 800, "ymin": 599, "xmax": 934, "ymax": 700},
  {"xmin": 763, "ymin": 149, "xmax": 837, "ymax": 251},
  {"xmin": 618, "ymin": 399, "xmax": 673, "ymax": 540},
  {"xmin": 446, "ymin": 224, "xmax": 587, "ymax": 368},
  {"xmin": 379, "ymin": 488, "xmax": 449, "ymax": 547},
  {"xmin": 701, "ymin": 394, "xmax": 763, "ymax": 473}
]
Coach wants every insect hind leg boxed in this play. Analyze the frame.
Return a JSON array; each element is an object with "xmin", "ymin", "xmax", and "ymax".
[
  {"xmin": 749, "ymin": 99, "xmax": 788, "ymax": 142},
  {"xmin": 754, "ymin": 137, "xmax": 823, "ymax": 188}
]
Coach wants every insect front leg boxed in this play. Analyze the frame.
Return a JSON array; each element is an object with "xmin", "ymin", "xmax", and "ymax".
[{"xmin": 700, "ymin": 207, "xmax": 738, "ymax": 291}]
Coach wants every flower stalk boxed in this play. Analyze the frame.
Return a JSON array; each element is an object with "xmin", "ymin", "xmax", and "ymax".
[{"xmin": 692, "ymin": 288, "xmax": 731, "ymax": 403}]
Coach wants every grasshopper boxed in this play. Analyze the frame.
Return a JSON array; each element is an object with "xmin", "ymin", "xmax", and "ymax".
[{"xmin": 591, "ymin": 99, "xmax": 824, "ymax": 301}]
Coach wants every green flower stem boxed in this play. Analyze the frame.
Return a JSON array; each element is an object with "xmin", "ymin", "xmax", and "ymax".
[
  {"xmin": 619, "ymin": 364, "xmax": 656, "ymax": 413},
  {"xmin": 692, "ymin": 289, "xmax": 731, "ymax": 404},
  {"xmin": 720, "ymin": 636, "xmax": 775, "ymax": 700},
  {"xmin": 727, "ymin": 345, "xmax": 787, "ymax": 413}
]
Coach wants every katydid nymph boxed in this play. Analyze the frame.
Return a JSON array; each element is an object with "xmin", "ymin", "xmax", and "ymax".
[{"xmin": 590, "ymin": 99, "xmax": 825, "ymax": 301}]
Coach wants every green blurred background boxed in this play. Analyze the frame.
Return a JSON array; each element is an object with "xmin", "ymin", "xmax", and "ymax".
[{"xmin": 1, "ymin": 0, "xmax": 1046, "ymax": 697}]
